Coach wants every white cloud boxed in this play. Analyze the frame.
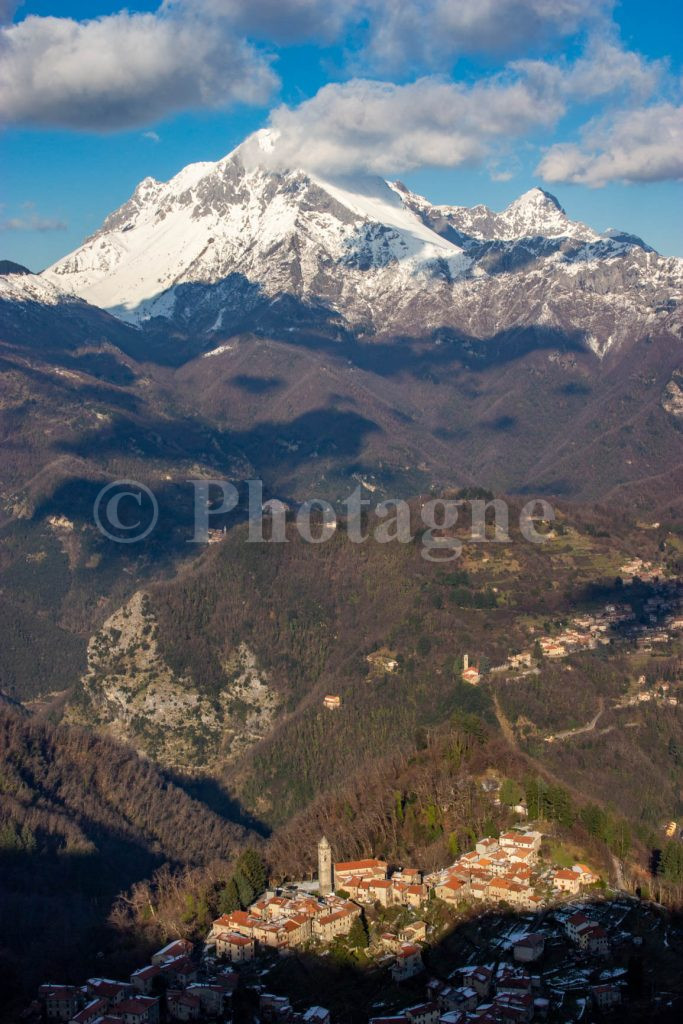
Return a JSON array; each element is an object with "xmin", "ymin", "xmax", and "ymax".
[
  {"xmin": 0, "ymin": 8, "xmax": 277, "ymax": 130},
  {"xmin": 359, "ymin": 0, "xmax": 613, "ymax": 70},
  {"xmin": 251, "ymin": 73, "xmax": 565, "ymax": 176},
  {"xmin": 165, "ymin": 0, "xmax": 357, "ymax": 44},
  {"xmin": 170, "ymin": 0, "xmax": 606, "ymax": 60},
  {"xmin": 515, "ymin": 38, "xmax": 665, "ymax": 105},
  {"xmin": 538, "ymin": 103, "xmax": 683, "ymax": 186},
  {"xmin": 143, "ymin": 130, "xmax": 161, "ymax": 142}
]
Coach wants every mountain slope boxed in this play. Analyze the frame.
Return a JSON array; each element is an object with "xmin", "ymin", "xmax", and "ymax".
[
  {"xmin": 43, "ymin": 131, "xmax": 682, "ymax": 360},
  {"xmin": 0, "ymin": 706, "xmax": 258, "ymax": 1005}
]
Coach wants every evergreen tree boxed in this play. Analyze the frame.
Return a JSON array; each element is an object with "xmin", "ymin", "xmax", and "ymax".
[
  {"xmin": 217, "ymin": 878, "xmax": 241, "ymax": 914},
  {"xmin": 235, "ymin": 871, "xmax": 255, "ymax": 909},
  {"xmin": 236, "ymin": 849, "xmax": 267, "ymax": 896},
  {"xmin": 348, "ymin": 914, "xmax": 369, "ymax": 949}
]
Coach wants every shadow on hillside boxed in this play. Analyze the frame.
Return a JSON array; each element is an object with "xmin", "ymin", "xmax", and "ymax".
[
  {"xmin": 226, "ymin": 898, "xmax": 682, "ymax": 1024},
  {"xmin": 0, "ymin": 344, "xmax": 141, "ymax": 412},
  {"xmin": 108, "ymin": 272, "xmax": 590, "ymax": 373},
  {"xmin": 170, "ymin": 773, "xmax": 272, "ymax": 838},
  {"xmin": 5, "ymin": 869, "xmax": 682, "ymax": 1024},
  {"xmin": 572, "ymin": 578, "xmax": 675, "ymax": 627},
  {"xmin": 54, "ymin": 404, "xmax": 382, "ymax": 479}
]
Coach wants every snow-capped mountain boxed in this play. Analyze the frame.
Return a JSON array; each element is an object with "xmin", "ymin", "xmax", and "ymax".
[
  {"xmin": 0, "ymin": 262, "xmax": 139, "ymax": 351},
  {"xmin": 0, "ymin": 265, "xmax": 83, "ymax": 307},
  {"xmin": 393, "ymin": 182, "xmax": 599, "ymax": 243},
  {"xmin": 2, "ymin": 133, "xmax": 683, "ymax": 525},
  {"xmin": 41, "ymin": 130, "xmax": 683, "ymax": 356}
]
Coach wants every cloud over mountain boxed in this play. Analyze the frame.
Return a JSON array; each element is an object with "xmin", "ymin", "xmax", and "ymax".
[
  {"xmin": 0, "ymin": 0, "xmax": 680, "ymax": 191},
  {"xmin": 0, "ymin": 7, "xmax": 277, "ymax": 130},
  {"xmin": 255, "ymin": 75, "xmax": 563, "ymax": 175}
]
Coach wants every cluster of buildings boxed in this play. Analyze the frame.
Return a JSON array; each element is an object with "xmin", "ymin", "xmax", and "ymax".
[
  {"xmin": 619, "ymin": 558, "xmax": 658, "ymax": 582},
  {"xmin": 493, "ymin": 577, "xmax": 683, "ymax": 671},
  {"xmin": 617, "ymin": 678, "xmax": 680, "ymax": 708},
  {"xmin": 33, "ymin": 824, "xmax": 632, "ymax": 1024},
  {"xmin": 424, "ymin": 832, "xmax": 549, "ymax": 913},
  {"xmin": 534, "ymin": 606, "xmax": 630, "ymax": 660},
  {"xmin": 210, "ymin": 889, "xmax": 362, "ymax": 956},
  {"xmin": 36, "ymin": 940, "xmax": 236, "ymax": 1024},
  {"xmin": 369, "ymin": 897, "xmax": 629, "ymax": 1024},
  {"xmin": 35, "ymin": 937, "xmax": 333, "ymax": 1024},
  {"xmin": 369, "ymin": 948, "xmax": 623, "ymax": 1024},
  {"xmin": 208, "ymin": 829, "xmax": 603, "ymax": 993},
  {"xmin": 249, "ymin": 994, "xmax": 329, "ymax": 1023},
  {"xmin": 209, "ymin": 852, "xmax": 431, "ymax": 962}
]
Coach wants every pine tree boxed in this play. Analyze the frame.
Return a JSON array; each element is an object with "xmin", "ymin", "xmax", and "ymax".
[
  {"xmin": 235, "ymin": 871, "xmax": 255, "ymax": 909},
  {"xmin": 217, "ymin": 879, "xmax": 241, "ymax": 914},
  {"xmin": 348, "ymin": 914, "xmax": 369, "ymax": 949},
  {"xmin": 236, "ymin": 849, "xmax": 267, "ymax": 896}
]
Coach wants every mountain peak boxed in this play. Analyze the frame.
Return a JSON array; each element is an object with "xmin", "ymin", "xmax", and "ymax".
[
  {"xmin": 508, "ymin": 186, "xmax": 565, "ymax": 213},
  {"xmin": 496, "ymin": 186, "xmax": 597, "ymax": 241}
]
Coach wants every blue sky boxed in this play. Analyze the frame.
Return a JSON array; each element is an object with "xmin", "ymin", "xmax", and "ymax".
[{"xmin": 1, "ymin": 0, "xmax": 681, "ymax": 270}]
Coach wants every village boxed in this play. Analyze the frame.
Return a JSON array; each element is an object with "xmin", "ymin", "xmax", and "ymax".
[
  {"xmin": 318, "ymin": 573, "xmax": 683, "ymax": 712},
  {"xmin": 489, "ymin": 574, "xmax": 683, "ymax": 676},
  {"xmin": 27, "ymin": 823, "xmax": 660, "ymax": 1024}
]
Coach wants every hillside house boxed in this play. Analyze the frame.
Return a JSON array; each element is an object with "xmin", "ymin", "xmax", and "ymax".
[
  {"xmin": 116, "ymin": 996, "xmax": 160, "ymax": 1024},
  {"xmin": 150, "ymin": 941, "xmax": 193, "ymax": 967},
  {"xmin": 391, "ymin": 944, "xmax": 423, "ymax": 982},
  {"xmin": 366, "ymin": 650, "xmax": 399, "ymax": 674},
  {"xmin": 159, "ymin": 957, "xmax": 196, "ymax": 988},
  {"xmin": 592, "ymin": 983, "xmax": 622, "ymax": 1009},
  {"xmin": 312, "ymin": 904, "xmax": 360, "ymax": 942},
  {"xmin": 323, "ymin": 695, "xmax": 341, "ymax": 710},
  {"xmin": 380, "ymin": 932, "xmax": 402, "ymax": 952},
  {"xmin": 166, "ymin": 989, "xmax": 200, "ymax": 1022},
  {"xmin": 394, "ymin": 882, "xmax": 428, "ymax": 908},
  {"xmin": 403, "ymin": 1003, "xmax": 439, "ymax": 1024},
  {"xmin": 433, "ymin": 876, "xmax": 466, "ymax": 904},
  {"xmin": 260, "ymin": 993, "xmax": 293, "ymax": 1021},
  {"xmin": 572, "ymin": 863, "xmax": 599, "ymax": 885},
  {"xmin": 399, "ymin": 921, "xmax": 427, "ymax": 943},
  {"xmin": 460, "ymin": 966, "xmax": 493, "ymax": 999},
  {"xmin": 553, "ymin": 869, "xmax": 582, "ymax": 894},
  {"xmin": 70, "ymin": 999, "xmax": 108, "ymax": 1024},
  {"xmin": 39, "ymin": 986, "xmax": 81, "ymax": 1021},
  {"xmin": 85, "ymin": 980, "xmax": 132, "ymax": 1006},
  {"xmin": 513, "ymin": 933, "xmax": 545, "ymax": 963},
  {"xmin": 185, "ymin": 983, "xmax": 225, "ymax": 1017},
  {"xmin": 302, "ymin": 1009, "xmax": 331, "ymax": 1024},
  {"xmin": 214, "ymin": 930, "xmax": 255, "ymax": 961},
  {"xmin": 333, "ymin": 858, "xmax": 388, "ymax": 884},
  {"xmin": 499, "ymin": 831, "xmax": 541, "ymax": 854},
  {"xmin": 130, "ymin": 966, "xmax": 161, "ymax": 995},
  {"xmin": 392, "ymin": 867, "xmax": 422, "ymax": 884},
  {"xmin": 565, "ymin": 912, "xmax": 591, "ymax": 942},
  {"xmin": 355, "ymin": 877, "xmax": 393, "ymax": 906},
  {"xmin": 578, "ymin": 924, "xmax": 609, "ymax": 955}
]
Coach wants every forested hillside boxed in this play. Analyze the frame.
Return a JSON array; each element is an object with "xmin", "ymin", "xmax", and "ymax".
[
  {"xmin": 0, "ymin": 709, "xmax": 258, "ymax": 1004},
  {"xmin": 139, "ymin": 502, "xmax": 683, "ymax": 830}
]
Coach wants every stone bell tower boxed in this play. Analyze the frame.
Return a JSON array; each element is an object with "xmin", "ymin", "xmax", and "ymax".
[{"xmin": 318, "ymin": 835, "xmax": 333, "ymax": 896}]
